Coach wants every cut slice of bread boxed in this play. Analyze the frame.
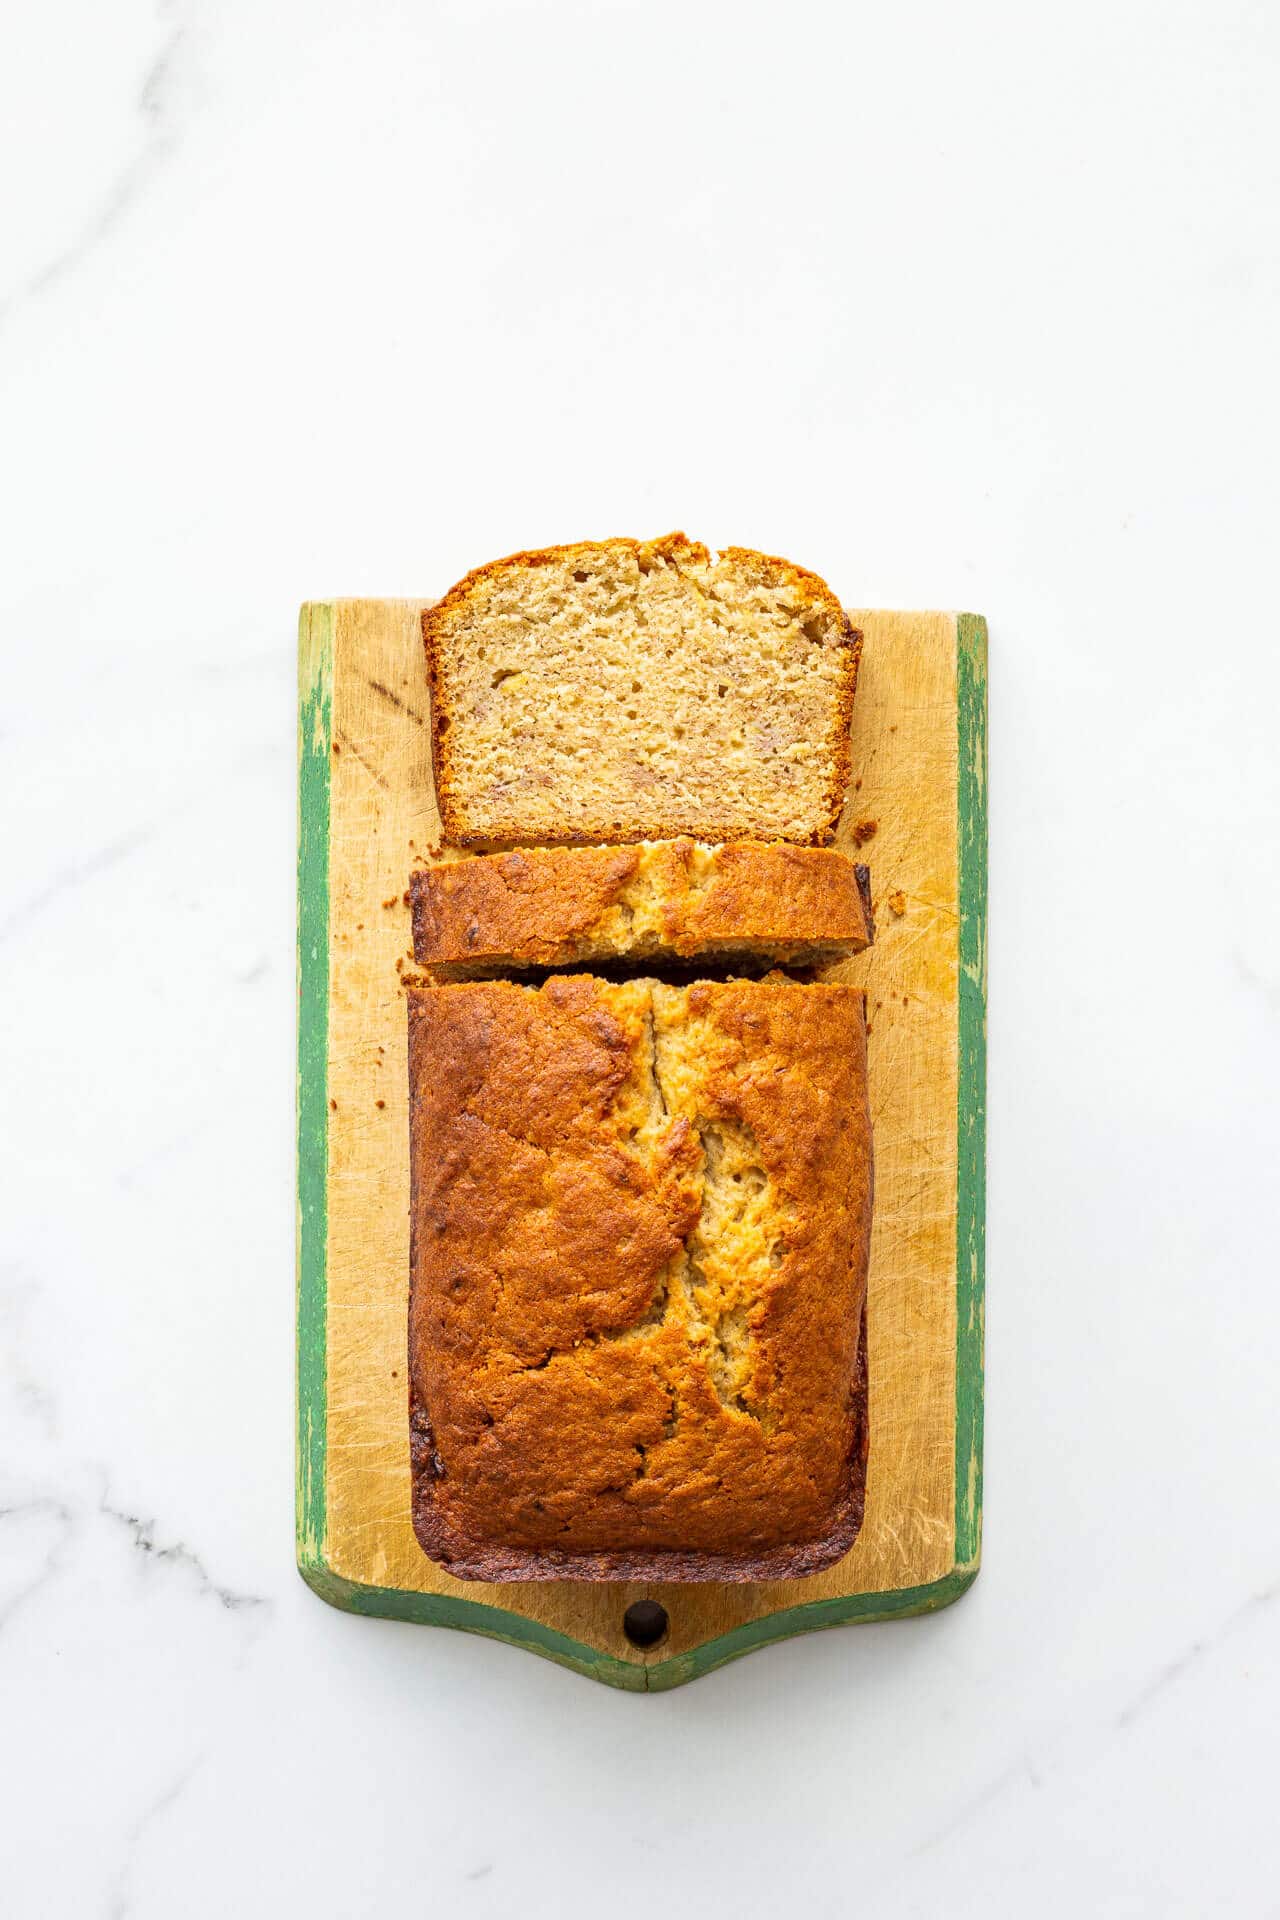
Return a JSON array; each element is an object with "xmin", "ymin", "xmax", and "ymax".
[
  {"xmin": 423, "ymin": 533, "xmax": 861, "ymax": 848},
  {"xmin": 411, "ymin": 839, "xmax": 873, "ymax": 979}
]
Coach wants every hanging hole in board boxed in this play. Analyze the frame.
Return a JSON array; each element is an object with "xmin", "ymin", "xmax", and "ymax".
[{"xmin": 622, "ymin": 1599, "xmax": 669, "ymax": 1649}]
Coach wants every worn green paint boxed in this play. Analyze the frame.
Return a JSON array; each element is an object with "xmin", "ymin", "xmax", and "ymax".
[
  {"xmin": 296, "ymin": 604, "xmax": 332, "ymax": 1570},
  {"xmin": 302, "ymin": 1556, "xmax": 979, "ymax": 1693},
  {"xmin": 955, "ymin": 615, "xmax": 987, "ymax": 1573},
  {"xmin": 296, "ymin": 604, "xmax": 988, "ymax": 1690}
]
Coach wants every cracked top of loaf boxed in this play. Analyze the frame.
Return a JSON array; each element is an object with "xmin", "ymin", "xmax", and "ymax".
[
  {"xmin": 422, "ymin": 532, "xmax": 861, "ymax": 849},
  {"xmin": 407, "ymin": 973, "xmax": 872, "ymax": 1581},
  {"xmin": 410, "ymin": 839, "xmax": 873, "ymax": 978}
]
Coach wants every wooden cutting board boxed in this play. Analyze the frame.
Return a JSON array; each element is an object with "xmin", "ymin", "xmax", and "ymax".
[{"xmin": 297, "ymin": 597, "xmax": 986, "ymax": 1690}]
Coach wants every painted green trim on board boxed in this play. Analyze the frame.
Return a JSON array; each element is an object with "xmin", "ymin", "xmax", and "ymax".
[
  {"xmin": 297, "ymin": 1553, "xmax": 979, "ymax": 1693},
  {"xmin": 296, "ymin": 604, "xmax": 987, "ymax": 1690},
  {"xmin": 296, "ymin": 603, "xmax": 333, "ymax": 1569},
  {"xmin": 955, "ymin": 615, "xmax": 987, "ymax": 1573}
]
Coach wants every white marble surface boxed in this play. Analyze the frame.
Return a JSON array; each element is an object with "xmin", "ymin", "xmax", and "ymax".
[{"xmin": 2, "ymin": 1, "xmax": 1279, "ymax": 1912}]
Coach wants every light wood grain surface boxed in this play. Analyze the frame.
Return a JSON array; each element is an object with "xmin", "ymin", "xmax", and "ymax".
[{"xmin": 318, "ymin": 601, "xmax": 961, "ymax": 1666}]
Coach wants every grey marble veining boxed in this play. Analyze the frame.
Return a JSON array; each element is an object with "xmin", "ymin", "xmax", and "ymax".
[{"xmin": 0, "ymin": 7, "xmax": 192, "ymax": 323}]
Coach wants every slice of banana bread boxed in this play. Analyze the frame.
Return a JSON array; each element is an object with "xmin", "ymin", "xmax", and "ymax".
[
  {"xmin": 410, "ymin": 840, "xmax": 874, "ymax": 978},
  {"xmin": 407, "ymin": 972, "xmax": 872, "ymax": 1582},
  {"xmin": 423, "ymin": 533, "xmax": 861, "ymax": 848}
]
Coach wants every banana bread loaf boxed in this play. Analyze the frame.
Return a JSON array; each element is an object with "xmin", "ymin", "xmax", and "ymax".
[
  {"xmin": 423, "ymin": 533, "xmax": 861, "ymax": 848},
  {"xmin": 411, "ymin": 840, "xmax": 873, "ymax": 978},
  {"xmin": 407, "ymin": 972, "xmax": 872, "ymax": 1581}
]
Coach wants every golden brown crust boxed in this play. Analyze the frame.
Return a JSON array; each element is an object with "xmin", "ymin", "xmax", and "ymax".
[
  {"xmin": 410, "ymin": 840, "xmax": 874, "ymax": 976},
  {"xmin": 422, "ymin": 533, "xmax": 860, "ymax": 849},
  {"xmin": 827, "ymin": 627, "xmax": 862, "ymax": 837},
  {"xmin": 407, "ymin": 975, "xmax": 872, "ymax": 1581}
]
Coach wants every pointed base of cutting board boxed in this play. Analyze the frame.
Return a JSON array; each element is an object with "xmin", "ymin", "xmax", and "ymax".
[{"xmin": 297, "ymin": 596, "xmax": 986, "ymax": 1691}]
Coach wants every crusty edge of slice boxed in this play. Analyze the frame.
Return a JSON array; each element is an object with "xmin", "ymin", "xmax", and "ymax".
[{"xmin": 410, "ymin": 842, "xmax": 874, "ymax": 975}]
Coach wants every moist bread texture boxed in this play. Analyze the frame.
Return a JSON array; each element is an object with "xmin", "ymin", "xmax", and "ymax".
[
  {"xmin": 423, "ymin": 533, "xmax": 861, "ymax": 848},
  {"xmin": 411, "ymin": 840, "xmax": 874, "ymax": 979},
  {"xmin": 407, "ymin": 973, "xmax": 872, "ymax": 1581}
]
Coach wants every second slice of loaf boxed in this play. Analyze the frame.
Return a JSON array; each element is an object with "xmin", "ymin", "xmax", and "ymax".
[
  {"xmin": 423, "ymin": 532, "xmax": 861, "ymax": 848},
  {"xmin": 411, "ymin": 840, "xmax": 873, "ymax": 978}
]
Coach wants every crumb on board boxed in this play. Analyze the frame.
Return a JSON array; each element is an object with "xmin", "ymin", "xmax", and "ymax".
[
  {"xmin": 402, "ymin": 888, "xmax": 411, "ymax": 906},
  {"xmin": 888, "ymin": 890, "xmax": 907, "ymax": 916},
  {"xmin": 850, "ymin": 819, "xmax": 878, "ymax": 848},
  {"xmin": 375, "ymin": 1099, "xmax": 386, "ymax": 1110},
  {"xmin": 382, "ymin": 896, "xmax": 399, "ymax": 909},
  {"xmin": 329, "ymin": 1098, "xmax": 337, "ymax": 1111},
  {"xmin": 854, "ymin": 777, "xmax": 862, "ymax": 791}
]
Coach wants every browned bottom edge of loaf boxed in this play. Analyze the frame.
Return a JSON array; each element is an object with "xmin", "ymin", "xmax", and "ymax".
[{"xmin": 407, "ymin": 1303, "xmax": 869, "ymax": 1586}]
